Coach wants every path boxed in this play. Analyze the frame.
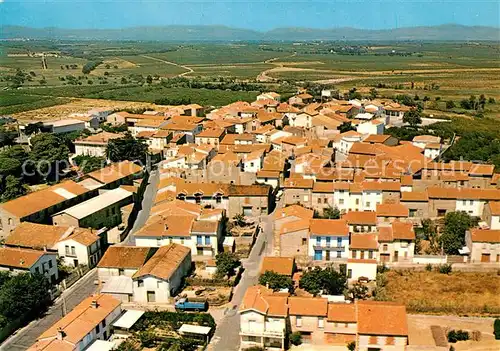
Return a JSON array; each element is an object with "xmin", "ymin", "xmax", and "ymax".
[
  {"xmin": 0, "ymin": 269, "xmax": 97, "ymax": 351},
  {"xmin": 140, "ymin": 55, "xmax": 194, "ymax": 77},
  {"xmin": 257, "ymin": 52, "xmax": 297, "ymax": 82}
]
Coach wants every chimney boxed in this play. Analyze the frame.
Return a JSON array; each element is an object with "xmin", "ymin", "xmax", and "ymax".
[
  {"xmin": 56, "ymin": 327, "xmax": 65, "ymax": 340},
  {"xmin": 165, "ymin": 224, "xmax": 169, "ymax": 231},
  {"xmin": 90, "ymin": 300, "xmax": 99, "ymax": 309},
  {"xmin": 19, "ymin": 259, "xmax": 25, "ymax": 265}
]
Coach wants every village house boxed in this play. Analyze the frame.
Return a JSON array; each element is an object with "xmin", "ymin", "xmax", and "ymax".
[
  {"xmin": 4, "ymin": 222, "xmax": 102, "ymax": 268},
  {"xmin": 42, "ymin": 119, "xmax": 86, "ymax": 134},
  {"xmin": 260, "ymin": 257, "xmax": 296, "ymax": 277},
  {"xmin": 376, "ymin": 203, "xmax": 409, "ymax": 224},
  {"xmin": 132, "ymin": 244, "xmax": 192, "ymax": 303},
  {"xmin": 274, "ymin": 205, "xmax": 314, "ymax": 234},
  {"xmin": 378, "ymin": 222, "xmax": 415, "ymax": 263},
  {"xmin": 465, "ymin": 229, "xmax": 500, "ymax": 263},
  {"xmin": 0, "ymin": 180, "xmax": 96, "ymax": 239},
  {"xmin": 0, "ymin": 246, "xmax": 58, "ymax": 283},
  {"xmin": 309, "ymin": 219, "xmax": 350, "ymax": 262},
  {"xmin": 289, "ymin": 297, "xmax": 328, "ymax": 344},
  {"xmin": 195, "ymin": 128, "xmax": 226, "ymax": 147},
  {"xmin": 283, "ymin": 178, "xmax": 314, "ymax": 208},
  {"xmin": 74, "ymin": 132, "xmax": 123, "ymax": 158},
  {"xmin": 86, "ymin": 160, "xmax": 143, "ymax": 190},
  {"xmin": 27, "ymin": 294, "xmax": 122, "ymax": 351},
  {"xmin": 257, "ymin": 92, "xmax": 281, "ymax": 102},
  {"xmin": 343, "ymin": 211, "xmax": 377, "ymax": 233},
  {"xmin": 482, "ymin": 201, "xmax": 500, "ymax": 230},
  {"xmin": 289, "ymin": 93, "xmax": 313, "ymax": 106},
  {"xmin": 134, "ymin": 215, "xmax": 222, "ymax": 257},
  {"xmin": 400, "ymin": 191, "xmax": 430, "ymax": 222},
  {"xmin": 239, "ymin": 285, "xmax": 288, "ymax": 350},
  {"xmin": 52, "ymin": 187, "xmax": 134, "ymax": 230},
  {"xmin": 279, "ymin": 219, "xmax": 310, "ymax": 258}
]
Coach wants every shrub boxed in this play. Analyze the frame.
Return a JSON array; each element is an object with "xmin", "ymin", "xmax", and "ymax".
[
  {"xmin": 138, "ymin": 331, "xmax": 157, "ymax": 347},
  {"xmin": 377, "ymin": 264, "xmax": 389, "ymax": 273},
  {"xmin": 425, "ymin": 263, "xmax": 433, "ymax": 272},
  {"xmin": 347, "ymin": 341, "xmax": 356, "ymax": 351},
  {"xmin": 289, "ymin": 331, "xmax": 302, "ymax": 346},
  {"xmin": 447, "ymin": 329, "xmax": 469, "ymax": 343},
  {"xmin": 438, "ymin": 264, "xmax": 452, "ymax": 274},
  {"xmin": 494, "ymin": 319, "xmax": 500, "ymax": 340}
]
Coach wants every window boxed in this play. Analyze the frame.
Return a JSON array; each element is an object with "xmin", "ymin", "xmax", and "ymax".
[
  {"xmin": 470, "ymin": 200, "xmax": 473, "ymax": 206},
  {"xmin": 462, "ymin": 200, "xmax": 467, "ymax": 206},
  {"xmin": 65, "ymin": 245, "xmax": 70, "ymax": 255},
  {"xmin": 296, "ymin": 316, "xmax": 302, "ymax": 327},
  {"xmin": 35, "ymin": 267, "xmax": 40, "ymax": 274},
  {"xmin": 95, "ymin": 325, "xmax": 100, "ymax": 334},
  {"xmin": 250, "ymin": 162, "xmax": 254, "ymax": 167},
  {"xmin": 119, "ymin": 269, "xmax": 124, "ymax": 276},
  {"xmin": 355, "ymin": 199, "xmax": 360, "ymax": 205},
  {"xmin": 368, "ymin": 250, "xmax": 374, "ymax": 259},
  {"xmin": 325, "ymin": 237, "xmax": 331, "ymax": 247},
  {"xmin": 352, "ymin": 250, "xmax": 357, "ymax": 258},
  {"xmin": 216, "ymin": 196, "xmax": 222, "ymax": 204},
  {"xmin": 339, "ymin": 199, "xmax": 344, "ymax": 205},
  {"xmin": 302, "ymin": 238, "xmax": 307, "ymax": 245},
  {"xmin": 383, "ymin": 244, "xmax": 388, "ymax": 251},
  {"xmin": 197, "ymin": 235, "xmax": 202, "ymax": 245},
  {"xmin": 137, "ymin": 280, "xmax": 144, "ymax": 287},
  {"xmin": 157, "ymin": 281, "xmax": 161, "ymax": 288},
  {"xmin": 205, "ymin": 236, "xmax": 210, "ymax": 245},
  {"xmin": 318, "ymin": 317, "xmax": 324, "ymax": 329},
  {"xmin": 337, "ymin": 237, "xmax": 342, "ymax": 247},
  {"xmin": 409, "ymin": 209, "xmax": 417, "ymax": 217},
  {"xmin": 71, "ymin": 246, "xmax": 76, "ymax": 255},
  {"xmin": 337, "ymin": 250, "xmax": 342, "ymax": 258},
  {"xmin": 48, "ymin": 260, "xmax": 53, "ymax": 269},
  {"xmin": 316, "ymin": 237, "xmax": 321, "ymax": 245},
  {"xmin": 347, "ymin": 269, "xmax": 352, "ymax": 278},
  {"xmin": 317, "ymin": 198, "xmax": 322, "ymax": 204},
  {"xmin": 181, "ymin": 238, "xmax": 185, "ymax": 245},
  {"xmin": 157, "ymin": 238, "xmax": 161, "ymax": 247},
  {"xmin": 366, "ymin": 201, "xmax": 371, "ymax": 208},
  {"xmin": 102, "ymin": 319, "xmax": 106, "ymax": 328},
  {"xmin": 324, "ymin": 198, "xmax": 328, "ymax": 204}
]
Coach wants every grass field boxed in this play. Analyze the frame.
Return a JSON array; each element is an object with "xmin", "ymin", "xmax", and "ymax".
[{"xmin": 381, "ymin": 270, "xmax": 500, "ymax": 316}]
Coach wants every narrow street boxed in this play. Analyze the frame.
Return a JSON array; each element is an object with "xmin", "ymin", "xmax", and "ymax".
[
  {"xmin": 210, "ymin": 207, "xmax": 279, "ymax": 351},
  {"xmin": 0, "ymin": 270, "xmax": 97, "ymax": 351}
]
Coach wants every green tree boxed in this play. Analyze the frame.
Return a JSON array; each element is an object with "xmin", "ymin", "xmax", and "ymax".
[
  {"xmin": 106, "ymin": 134, "xmax": 148, "ymax": 164},
  {"xmin": 215, "ymin": 252, "xmax": 241, "ymax": 278},
  {"xmin": 440, "ymin": 211, "xmax": 479, "ymax": 255},
  {"xmin": 73, "ymin": 155, "xmax": 106, "ymax": 173},
  {"xmin": 30, "ymin": 133, "xmax": 70, "ymax": 181},
  {"xmin": 299, "ymin": 266, "xmax": 346, "ymax": 295},
  {"xmin": 146, "ymin": 75, "xmax": 153, "ymax": 84},
  {"xmin": 0, "ymin": 273, "xmax": 51, "ymax": 322},
  {"xmin": 345, "ymin": 282, "xmax": 369, "ymax": 302},
  {"xmin": 259, "ymin": 271, "xmax": 293, "ymax": 291},
  {"xmin": 494, "ymin": 319, "xmax": 500, "ymax": 340},
  {"xmin": 347, "ymin": 341, "xmax": 356, "ymax": 351},
  {"xmin": 369, "ymin": 88, "xmax": 378, "ymax": 99},
  {"xmin": 289, "ymin": 332, "xmax": 302, "ymax": 346},
  {"xmin": 420, "ymin": 219, "xmax": 439, "ymax": 254},
  {"xmin": 446, "ymin": 100, "xmax": 455, "ymax": 109},
  {"xmin": 1, "ymin": 175, "xmax": 28, "ymax": 202},
  {"xmin": 339, "ymin": 122, "xmax": 355, "ymax": 133},
  {"xmin": 0, "ymin": 127, "xmax": 17, "ymax": 147},
  {"xmin": 233, "ymin": 213, "xmax": 246, "ymax": 227},
  {"xmin": 403, "ymin": 109, "xmax": 422, "ymax": 127},
  {"xmin": 322, "ymin": 206, "xmax": 340, "ymax": 219}
]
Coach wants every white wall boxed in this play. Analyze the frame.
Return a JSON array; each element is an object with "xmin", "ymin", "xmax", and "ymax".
[{"xmin": 309, "ymin": 235, "xmax": 349, "ymax": 260}]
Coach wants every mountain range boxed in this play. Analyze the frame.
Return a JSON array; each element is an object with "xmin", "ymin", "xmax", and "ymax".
[{"xmin": 1, "ymin": 24, "xmax": 499, "ymax": 41}]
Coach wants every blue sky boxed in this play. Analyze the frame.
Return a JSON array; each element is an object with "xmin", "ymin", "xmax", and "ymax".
[{"xmin": 1, "ymin": 0, "xmax": 499, "ymax": 30}]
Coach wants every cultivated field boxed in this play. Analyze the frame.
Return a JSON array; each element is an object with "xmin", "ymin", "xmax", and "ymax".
[{"xmin": 381, "ymin": 270, "xmax": 500, "ymax": 316}]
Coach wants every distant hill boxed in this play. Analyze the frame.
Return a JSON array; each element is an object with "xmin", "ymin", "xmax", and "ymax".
[{"xmin": 1, "ymin": 24, "xmax": 499, "ymax": 41}]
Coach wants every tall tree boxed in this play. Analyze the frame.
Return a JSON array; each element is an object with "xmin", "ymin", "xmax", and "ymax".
[
  {"xmin": 215, "ymin": 252, "xmax": 241, "ymax": 278},
  {"xmin": 1, "ymin": 175, "xmax": 27, "ymax": 202},
  {"xmin": 403, "ymin": 109, "xmax": 422, "ymax": 127},
  {"xmin": 106, "ymin": 134, "xmax": 148, "ymax": 164},
  {"xmin": 440, "ymin": 211, "xmax": 479, "ymax": 255},
  {"xmin": 299, "ymin": 266, "xmax": 346, "ymax": 295},
  {"xmin": 30, "ymin": 133, "xmax": 70, "ymax": 181},
  {"xmin": 259, "ymin": 271, "xmax": 293, "ymax": 291}
]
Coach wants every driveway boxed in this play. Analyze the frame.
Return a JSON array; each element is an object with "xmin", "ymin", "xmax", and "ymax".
[
  {"xmin": 0, "ymin": 269, "xmax": 97, "ymax": 351},
  {"xmin": 210, "ymin": 204, "xmax": 282, "ymax": 351}
]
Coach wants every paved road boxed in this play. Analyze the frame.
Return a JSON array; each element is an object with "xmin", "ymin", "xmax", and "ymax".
[
  {"xmin": 0, "ymin": 269, "xmax": 97, "ymax": 351},
  {"xmin": 210, "ymin": 210, "xmax": 278, "ymax": 351},
  {"xmin": 122, "ymin": 169, "xmax": 160, "ymax": 245}
]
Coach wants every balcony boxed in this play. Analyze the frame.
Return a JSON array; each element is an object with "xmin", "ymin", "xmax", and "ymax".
[
  {"xmin": 240, "ymin": 329, "xmax": 285, "ymax": 338},
  {"xmin": 196, "ymin": 242, "xmax": 212, "ymax": 248},
  {"xmin": 313, "ymin": 245, "xmax": 345, "ymax": 251}
]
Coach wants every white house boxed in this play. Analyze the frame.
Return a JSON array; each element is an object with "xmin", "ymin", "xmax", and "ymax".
[
  {"xmin": 339, "ymin": 131, "xmax": 362, "ymax": 154},
  {"xmin": 0, "ymin": 247, "xmax": 58, "ymax": 283},
  {"xmin": 132, "ymin": 244, "xmax": 192, "ymax": 303},
  {"xmin": 239, "ymin": 285, "xmax": 288, "ymax": 350},
  {"xmin": 309, "ymin": 219, "xmax": 350, "ymax": 261},
  {"xmin": 243, "ymin": 150, "xmax": 264, "ymax": 173},
  {"xmin": 27, "ymin": 294, "xmax": 122, "ymax": 351},
  {"xmin": 43, "ymin": 119, "xmax": 86, "ymax": 134},
  {"xmin": 465, "ymin": 229, "xmax": 500, "ymax": 263},
  {"xmin": 57, "ymin": 229, "xmax": 101, "ymax": 268},
  {"xmin": 74, "ymin": 132, "xmax": 123, "ymax": 158},
  {"xmin": 357, "ymin": 119, "xmax": 385, "ymax": 135},
  {"xmin": 483, "ymin": 201, "xmax": 500, "ymax": 230}
]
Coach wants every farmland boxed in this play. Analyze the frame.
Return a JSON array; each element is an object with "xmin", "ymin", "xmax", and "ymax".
[{"xmin": 1, "ymin": 41, "xmax": 499, "ymax": 119}]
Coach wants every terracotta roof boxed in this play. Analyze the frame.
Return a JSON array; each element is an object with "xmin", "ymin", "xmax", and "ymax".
[
  {"xmin": 280, "ymin": 219, "xmax": 310, "ymax": 235},
  {"xmin": 357, "ymin": 300, "xmax": 408, "ymax": 336},
  {"xmin": 87, "ymin": 160, "xmax": 142, "ymax": 185},
  {"xmin": 5, "ymin": 223, "xmax": 71, "ymax": 249},
  {"xmin": 309, "ymin": 219, "xmax": 349, "ymax": 237},
  {"xmin": 240, "ymin": 285, "xmax": 288, "ymax": 317},
  {"xmin": 196, "ymin": 128, "xmax": 225, "ymax": 138},
  {"xmin": 376, "ymin": 203, "xmax": 409, "ymax": 217},
  {"xmin": 256, "ymin": 170, "xmax": 280, "ymax": 178},
  {"xmin": 97, "ymin": 246, "xmax": 153, "ymax": 269},
  {"xmin": 312, "ymin": 182, "xmax": 335, "ymax": 193},
  {"xmin": 350, "ymin": 233, "xmax": 379, "ymax": 250},
  {"xmin": 260, "ymin": 257, "xmax": 295, "ymax": 276},
  {"xmin": 363, "ymin": 134, "xmax": 391, "ymax": 144},
  {"xmin": 288, "ymin": 297, "xmax": 328, "ymax": 317},
  {"xmin": 342, "ymin": 211, "xmax": 377, "ymax": 225},
  {"xmin": 327, "ymin": 303, "xmax": 356, "ymax": 322},
  {"xmin": 390, "ymin": 222, "xmax": 415, "ymax": 240},
  {"xmin": 64, "ymin": 228, "xmax": 100, "ymax": 246},
  {"xmin": 74, "ymin": 132, "xmax": 123, "ymax": 145},
  {"xmin": 0, "ymin": 247, "xmax": 53, "ymax": 269},
  {"xmin": 275, "ymin": 205, "xmax": 314, "ymax": 221},
  {"xmin": 470, "ymin": 229, "xmax": 500, "ymax": 243},
  {"xmin": 427, "ymin": 187, "xmax": 458, "ymax": 199},
  {"xmin": 284, "ymin": 178, "xmax": 314, "ymax": 189},
  {"xmin": 362, "ymin": 181, "xmax": 401, "ymax": 192},
  {"xmin": 401, "ymin": 191, "xmax": 428, "ymax": 202},
  {"xmin": 488, "ymin": 202, "xmax": 500, "ymax": 216},
  {"xmin": 135, "ymin": 215, "xmax": 195, "ymax": 238},
  {"xmin": 191, "ymin": 220, "xmax": 219, "ymax": 234},
  {"xmin": 133, "ymin": 244, "xmax": 190, "ymax": 280},
  {"xmin": 29, "ymin": 294, "xmax": 121, "ymax": 350},
  {"xmin": 0, "ymin": 180, "xmax": 89, "ymax": 219},
  {"xmin": 456, "ymin": 188, "xmax": 500, "ymax": 201}
]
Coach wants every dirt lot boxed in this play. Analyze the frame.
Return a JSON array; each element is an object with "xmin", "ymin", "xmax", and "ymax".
[
  {"xmin": 11, "ymin": 97, "xmax": 165, "ymax": 122},
  {"xmin": 408, "ymin": 314, "xmax": 499, "ymax": 351},
  {"xmin": 382, "ymin": 270, "xmax": 500, "ymax": 315}
]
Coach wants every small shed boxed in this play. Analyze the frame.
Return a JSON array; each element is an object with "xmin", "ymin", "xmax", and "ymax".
[
  {"xmin": 112, "ymin": 309, "xmax": 145, "ymax": 335},
  {"xmin": 223, "ymin": 236, "xmax": 235, "ymax": 252},
  {"xmin": 178, "ymin": 324, "xmax": 212, "ymax": 343}
]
